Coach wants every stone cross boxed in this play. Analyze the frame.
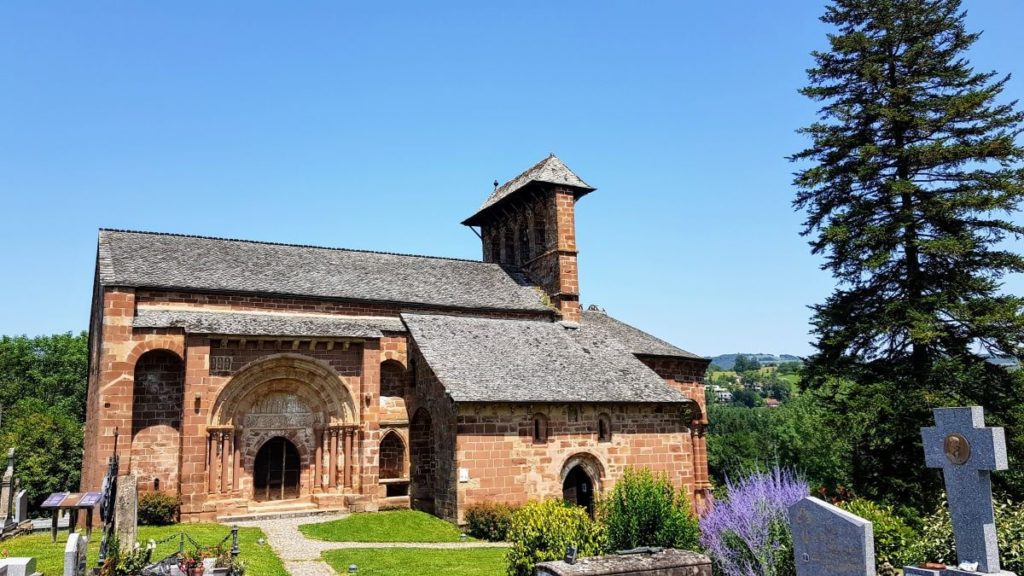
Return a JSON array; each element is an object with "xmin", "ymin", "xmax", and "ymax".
[
  {"xmin": 788, "ymin": 496, "xmax": 874, "ymax": 576},
  {"xmin": 922, "ymin": 407, "xmax": 1007, "ymax": 574}
]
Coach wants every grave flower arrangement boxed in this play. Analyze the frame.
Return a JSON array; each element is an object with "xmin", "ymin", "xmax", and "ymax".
[{"xmin": 178, "ymin": 547, "xmax": 210, "ymax": 576}]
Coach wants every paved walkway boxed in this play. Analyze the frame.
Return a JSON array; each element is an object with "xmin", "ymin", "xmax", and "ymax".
[{"xmin": 233, "ymin": 513, "xmax": 507, "ymax": 576}]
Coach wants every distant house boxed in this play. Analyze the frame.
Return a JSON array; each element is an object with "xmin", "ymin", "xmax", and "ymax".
[
  {"xmin": 715, "ymin": 390, "xmax": 733, "ymax": 403},
  {"xmin": 765, "ymin": 398, "xmax": 781, "ymax": 408}
]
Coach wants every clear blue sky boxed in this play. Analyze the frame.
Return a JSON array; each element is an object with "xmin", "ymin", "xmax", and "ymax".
[{"xmin": 2, "ymin": 1, "xmax": 1023, "ymax": 356}]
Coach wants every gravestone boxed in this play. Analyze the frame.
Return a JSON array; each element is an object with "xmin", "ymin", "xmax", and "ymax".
[
  {"xmin": 904, "ymin": 406, "xmax": 1016, "ymax": 576},
  {"xmin": 0, "ymin": 558, "xmax": 39, "ymax": 576},
  {"xmin": 788, "ymin": 496, "xmax": 874, "ymax": 576},
  {"xmin": 63, "ymin": 533, "xmax": 87, "ymax": 576},
  {"xmin": 0, "ymin": 449, "xmax": 15, "ymax": 527},
  {"xmin": 13, "ymin": 490, "xmax": 27, "ymax": 524},
  {"xmin": 114, "ymin": 473, "xmax": 138, "ymax": 550}
]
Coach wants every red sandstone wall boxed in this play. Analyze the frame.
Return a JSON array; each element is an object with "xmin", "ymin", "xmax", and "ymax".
[{"xmin": 454, "ymin": 403, "xmax": 696, "ymax": 522}]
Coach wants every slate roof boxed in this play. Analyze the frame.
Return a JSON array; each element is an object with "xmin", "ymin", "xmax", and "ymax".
[
  {"xmin": 134, "ymin": 309, "xmax": 405, "ymax": 338},
  {"xmin": 462, "ymin": 155, "xmax": 595, "ymax": 226},
  {"xmin": 97, "ymin": 230, "xmax": 550, "ymax": 313},
  {"xmin": 581, "ymin": 309, "xmax": 706, "ymax": 360},
  {"xmin": 401, "ymin": 313, "xmax": 691, "ymax": 404}
]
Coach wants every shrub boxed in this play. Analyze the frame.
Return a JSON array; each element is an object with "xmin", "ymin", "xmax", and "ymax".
[
  {"xmin": 839, "ymin": 499, "xmax": 918, "ymax": 567},
  {"xmin": 601, "ymin": 467, "xmax": 700, "ymax": 551},
  {"xmin": 916, "ymin": 494, "xmax": 1024, "ymax": 574},
  {"xmin": 699, "ymin": 467, "xmax": 807, "ymax": 576},
  {"xmin": 138, "ymin": 491, "xmax": 180, "ymax": 525},
  {"xmin": 465, "ymin": 502, "xmax": 518, "ymax": 541},
  {"xmin": 505, "ymin": 499, "xmax": 605, "ymax": 576}
]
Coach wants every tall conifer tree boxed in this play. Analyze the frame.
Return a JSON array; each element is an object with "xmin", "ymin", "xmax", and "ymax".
[{"xmin": 792, "ymin": 0, "xmax": 1024, "ymax": 503}]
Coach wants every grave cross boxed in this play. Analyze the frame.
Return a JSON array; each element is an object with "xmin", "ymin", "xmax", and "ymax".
[{"xmin": 922, "ymin": 406, "xmax": 1007, "ymax": 574}]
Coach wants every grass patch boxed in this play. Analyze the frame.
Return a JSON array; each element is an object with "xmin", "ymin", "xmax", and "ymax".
[
  {"xmin": 2, "ymin": 524, "xmax": 286, "ymax": 576},
  {"xmin": 299, "ymin": 510, "xmax": 466, "ymax": 543},
  {"xmin": 323, "ymin": 547, "xmax": 506, "ymax": 576}
]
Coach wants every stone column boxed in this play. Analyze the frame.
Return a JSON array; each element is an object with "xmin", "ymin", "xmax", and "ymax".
[
  {"xmin": 220, "ymin": 432, "xmax": 230, "ymax": 494},
  {"xmin": 344, "ymin": 428, "xmax": 354, "ymax": 490},
  {"xmin": 207, "ymin": 432, "xmax": 217, "ymax": 494},
  {"xmin": 329, "ymin": 429, "xmax": 338, "ymax": 489},
  {"xmin": 232, "ymin": 431, "xmax": 241, "ymax": 493},
  {"xmin": 314, "ymin": 429, "xmax": 323, "ymax": 492}
]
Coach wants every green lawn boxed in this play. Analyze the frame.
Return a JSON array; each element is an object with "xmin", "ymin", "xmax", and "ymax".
[
  {"xmin": 323, "ymin": 547, "xmax": 506, "ymax": 576},
  {"xmin": 299, "ymin": 510, "xmax": 467, "ymax": 543},
  {"xmin": 2, "ymin": 524, "xmax": 286, "ymax": 576}
]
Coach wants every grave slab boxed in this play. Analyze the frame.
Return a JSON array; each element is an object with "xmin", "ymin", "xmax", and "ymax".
[{"xmin": 535, "ymin": 549, "xmax": 711, "ymax": 576}]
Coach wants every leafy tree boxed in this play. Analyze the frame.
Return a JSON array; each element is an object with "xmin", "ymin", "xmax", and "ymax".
[
  {"xmin": 0, "ymin": 332, "xmax": 88, "ymax": 421},
  {"xmin": 733, "ymin": 355, "xmax": 761, "ymax": 373},
  {"xmin": 730, "ymin": 388, "xmax": 762, "ymax": 408},
  {"xmin": 0, "ymin": 398, "xmax": 83, "ymax": 510},
  {"xmin": 791, "ymin": 0, "xmax": 1024, "ymax": 505}
]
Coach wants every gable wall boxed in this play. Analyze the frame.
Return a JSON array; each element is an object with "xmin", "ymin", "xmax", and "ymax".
[{"xmin": 454, "ymin": 402, "xmax": 696, "ymax": 523}]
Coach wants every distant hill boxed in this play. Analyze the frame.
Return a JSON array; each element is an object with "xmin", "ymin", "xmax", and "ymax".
[{"xmin": 711, "ymin": 353, "xmax": 804, "ymax": 370}]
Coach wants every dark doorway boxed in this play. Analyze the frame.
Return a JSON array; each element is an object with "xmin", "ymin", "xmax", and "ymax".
[
  {"xmin": 409, "ymin": 408, "xmax": 435, "ymax": 513},
  {"xmin": 562, "ymin": 465, "xmax": 595, "ymax": 516},
  {"xmin": 253, "ymin": 437, "xmax": 301, "ymax": 501}
]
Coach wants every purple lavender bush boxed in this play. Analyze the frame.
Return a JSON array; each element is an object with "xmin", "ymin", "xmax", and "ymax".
[{"xmin": 699, "ymin": 468, "xmax": 808, "ymax": 576}]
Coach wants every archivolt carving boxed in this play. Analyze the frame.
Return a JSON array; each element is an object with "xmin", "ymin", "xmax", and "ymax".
[{"xmin": 211, "ymin": 353, "xmax": 356, "ymax": 427}]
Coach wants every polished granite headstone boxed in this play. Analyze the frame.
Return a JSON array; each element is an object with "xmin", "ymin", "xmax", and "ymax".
[{"xmin": 789, "ymin": 496, "xmax": 873, "ymax": 576}]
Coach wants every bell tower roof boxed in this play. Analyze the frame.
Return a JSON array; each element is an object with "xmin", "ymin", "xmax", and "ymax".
[{"xmin": 462, "ymin": 154, "xmax": 595, "ymax": 226}]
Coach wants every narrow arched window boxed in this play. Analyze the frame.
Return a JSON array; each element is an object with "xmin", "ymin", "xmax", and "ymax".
[
  {"xmin": 532, "ymin": 413, "xmax": 548, "ymax": 444},
  {"xmin": 597, "ymin": 413, "xmax": 612, "ymax": 443},
  {"xmin": 534, "ymin": 205, "xmax": 547, "ymax": 253},
  {"xmin": 490, "ymin": 230, "xmax": 501, "ymax": 263},
  {"xmin": 504, "ymin": 229, "xmax": 516, "ymax": 265},
  {"xmin": 519, "ymin": 220, "xmax": 531, "ymax": 263}
]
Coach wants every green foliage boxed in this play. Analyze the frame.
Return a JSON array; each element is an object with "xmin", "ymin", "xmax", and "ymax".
[
  {"xmin": 464, "ymin": 501, "xmax": 518, "ymax": 542},
  {"xmin": 600, "ymin": 467, "xmax": 700, "ymax": 552},
  {"xmin": 916, "ymin": 495, "xmax": 1024, "ymax": 573},
  {"xmin": 730, "ymin": 389, "xmax": 761, "ymax": 408},
  {"xmin": 733, "ymin": 355, "xmax": 761, "ymax": 374},
  {"xmin": 299, "ymin": 510, "xmax": 465, "ymax": 543},
  {"xmin": 791, "ymin": 0, "xmax": 1024, "ymax": 507},
  {"xmin": 0, "ymin": 332, "xmax": 88, "ymax": 421},
  {"xmin": 138, "ymin": 491, "xmax": 181, "ymax": 525},
  {"xmin": 839, "ymin": 499, "xmax": 918, "ymax": 567},
  {"xmin": 0, "ymin": 398, "xmax": 83, "ymax": 510},
  {"xmin": 707, "ymin": 393, "xmax": 853, "ymax": 493},
  {"xmin": 505, "ymin": 500, "xmax": 606, "ymax": 576}
]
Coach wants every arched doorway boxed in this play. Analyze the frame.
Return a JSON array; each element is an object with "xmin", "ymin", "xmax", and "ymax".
[
  {"xmin": 409, "ymin": 407, "xmax": 435, "ymax": 513},
  {"xmin": 253, "ymin": 437, "xmax": 301, "ymax": 501},
  {"xmin": 562, "ymin": 465, "xmax": 595, "ymax": 516}
]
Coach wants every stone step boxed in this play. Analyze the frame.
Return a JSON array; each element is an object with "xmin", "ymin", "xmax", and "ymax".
[{"xmin": 217, "ymin": 506, "xmax": 347, "ymax": 524}]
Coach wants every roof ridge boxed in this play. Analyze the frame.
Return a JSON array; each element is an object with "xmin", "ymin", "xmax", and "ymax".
[{"xmin": 98, "ymin": 228, "xmax": 491, "ymax": 265}]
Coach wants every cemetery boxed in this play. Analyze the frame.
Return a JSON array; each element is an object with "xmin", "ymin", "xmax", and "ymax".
[{"xmin": 2, "ymin": 0, "xmax": 1024, "ymax": 575}]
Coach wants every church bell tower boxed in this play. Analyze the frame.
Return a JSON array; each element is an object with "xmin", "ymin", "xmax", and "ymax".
[{"xmin": 462, "ymin": 155, "xmax": 594, "ymax": 322}]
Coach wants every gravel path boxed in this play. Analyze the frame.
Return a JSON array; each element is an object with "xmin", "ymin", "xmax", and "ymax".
[{"xmin": 233, "ymin": 513, "xmax": 507, "ymax": 576}]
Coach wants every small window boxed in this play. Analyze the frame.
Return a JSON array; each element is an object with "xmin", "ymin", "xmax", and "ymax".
[
  {"xmin": 597, "ymin": 413, "xmax": 612, "ymax": 442},
  {"xmin": 532, "ymin": 413, "xmax": 548, "ymax": 444}
]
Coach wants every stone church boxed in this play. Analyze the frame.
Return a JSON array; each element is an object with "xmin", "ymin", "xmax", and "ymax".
[{"xmin": 82, "ymin": 155, "xmax": 711, "ymax": 522}]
